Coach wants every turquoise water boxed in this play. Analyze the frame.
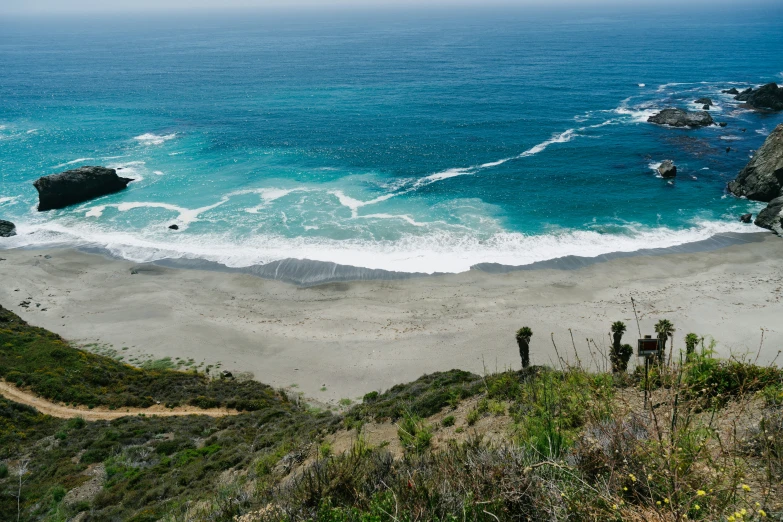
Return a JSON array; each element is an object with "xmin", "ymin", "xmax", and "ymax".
[{"xmin": 1, "ymin": 5, "xmax": 782, "ymax": 273}]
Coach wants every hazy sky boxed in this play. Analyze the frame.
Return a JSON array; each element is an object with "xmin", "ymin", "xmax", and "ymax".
[{"xmin": 0, "ymin": 0, "xmax": 765, "ymax": 16}]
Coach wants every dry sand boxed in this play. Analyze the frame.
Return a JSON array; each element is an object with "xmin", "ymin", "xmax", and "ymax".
[{"xmin": 1, "ymin": 234, "xmax": 782, "ymax": 403}]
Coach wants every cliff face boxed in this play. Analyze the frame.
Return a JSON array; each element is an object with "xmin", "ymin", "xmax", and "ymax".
[
  {"xmin": 727, "ymin": 124, "xmax": 783, "ymax": 235},
  {"xmin": 728, "ymin": 124, "xmax": 783, "ymax": 202}
]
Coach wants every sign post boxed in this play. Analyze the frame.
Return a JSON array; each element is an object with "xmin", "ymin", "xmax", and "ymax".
[{"xmin": 637, "ymin": 336, "xmax": 659, "ymax": 408}]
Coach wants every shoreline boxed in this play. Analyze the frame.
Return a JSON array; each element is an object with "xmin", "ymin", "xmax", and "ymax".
[
  {"xmin": 1, "ymin": 233, "xmax": 781, "ymax": 402},
  {"xmin": 5, "ymin": 229, "xmax": 767, "ymax": 287}
]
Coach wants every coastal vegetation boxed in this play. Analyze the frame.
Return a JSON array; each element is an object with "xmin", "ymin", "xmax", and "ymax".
[
  {"xmin": 0, "ymin": 306, "xmax": 282, "ymax": 411},
  {"xmin": 1, "ymin": 306, "xmax": 781, "ymax": 521}
]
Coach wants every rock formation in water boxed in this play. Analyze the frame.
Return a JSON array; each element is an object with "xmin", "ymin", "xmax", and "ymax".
[
  {"xmin": 728, "ymin": 124, "xmax": 783, "ymax": 236},
  {"xmin": 755, "ymin": 197, "xmax": 783, "ymax": 235},
  {"xmin": 695, "ymin": 97, "xmax": 713, "ymax": 107},
  {"xmin": 33, "ymin": 166, "xmax": 133, "ymax": 211},
  {"xmin": 728, "ymin": 124, "xmax": 783, "ymax": 202},
  {"xmin": 647, "ymin": 108, "xmax": 714, "ymax": 128},
  {"xmin": 0, "ymin": 220, "xmax": 16, "ymax": 237},
  {"xmin": 657, "ymin": 160, "xmax": 677, "ymax": 178},
  {"xmin": 722, "ymin": 88, "xmax": 739, "ymax": 95},
  {"xmin": 734, "ymin": 83, "xmax": 783, "ymax": 112}
]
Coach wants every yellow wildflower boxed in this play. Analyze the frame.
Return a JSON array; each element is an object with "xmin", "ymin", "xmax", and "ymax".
[
  {"xmin": 759, "ymin": 509, "xmax": 767, "ymax": 518},
  {"xmin": 629, "ymin": 473, "xmax": 637, "ymax": 482},
  {"xmin": 742, "ymin": 484, "xmax": 751, "ymax": 492},
  {"xmin": 664, "ymin": 498, "xmax": 670, "ymax": 504},
  {"xmin": 694, "ymin": 504, "xmax": 700, "ymax": 511},
  {"xmin": 623, "ymin": 487, "xmax": 628, "ymax": 491},
  {"xmin": 612, "ymin": 504, "xmax": 618, "ymax": 510},
  {"xmin": 696, "ymin": 490, "xmax": 706, "ymax": 496},
  {"xmin": 741, "ymin": 509, "xmax": 747, "ymax": 516},
  {"xmin": 648, "ymin": 474, "xmax": 653, "ymax": 481},
  {"xmin": 728, "ymin": 516, "xmax": 735, "ymax": 522},
  {"xmin": 656, "ymin": 501, "xmax": 661, "ymax": 506}
]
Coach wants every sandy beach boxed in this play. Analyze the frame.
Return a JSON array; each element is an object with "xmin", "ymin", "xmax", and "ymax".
[{"xmin": 1, "ymin": 233, "xmax": 782, "ymax": 403}]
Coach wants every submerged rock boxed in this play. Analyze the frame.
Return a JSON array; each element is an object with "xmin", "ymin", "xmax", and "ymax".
[
  {"xmin": 657, "ymin": 160, "xmax": 677, "ymax": 178},
  {"xmin": 755, "ymin": 197, "xmax": 783, "ymax": 235},
  {"xmin": 695, "ymin": 97, "xmax": 713, "ymax": 106},
  {"xmin": 739, "ymin": 213, "xmax": 753, "ymax": 223},
  {"xmin": 719, "ymin": 122, "xmax": 728, "ymax": 127},
  {"xmin": 33, "ymin": 166, "xmax": 133, "ymax": 211},
  {"xmin": 0, "ymin": 220, "xmax": 16, "ymax": 237},
  {"xmin": 734, "ymin": 83, "xmax": 783, "ymax": 111},
  {"xmin": 728, "ymin": 124, "xmax": 783, "ymax": 202},
  {"xmin": 647, "ymin": 108, "xmax": 714, "ymax": 128},
  {"xmin": 168, "ymin": 224, "xmax": 179, "ymax": 230}
]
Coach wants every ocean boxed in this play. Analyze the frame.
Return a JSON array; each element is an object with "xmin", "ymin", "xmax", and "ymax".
[{"xmin": 1, "ymin": 4, "xmax": 782, "ymax": 274}]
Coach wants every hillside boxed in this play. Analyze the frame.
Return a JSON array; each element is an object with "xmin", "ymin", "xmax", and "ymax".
[{"xmin": 0, "ymin": 306, "xmax": 781, "ymax": 521}]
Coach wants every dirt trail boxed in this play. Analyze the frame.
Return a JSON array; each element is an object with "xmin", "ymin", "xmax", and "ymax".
[{"xmin": 0, "ymin": 381, "xmax": 240, "ymax": 420}]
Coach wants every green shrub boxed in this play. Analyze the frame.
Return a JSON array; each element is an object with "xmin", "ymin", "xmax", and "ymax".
[
  {"xmin": 0, "ymin": 463, "xmax": 7, "ymax": 479},
  {"xmin": 466, "ymin": 408, "xmax": 480, "ymax": 426},
  {"xmin": 51, "ymin": 485, "xmax": 66, "ymax": 503},
  {"xmin": 441, "ymin": 415, "xmax": 455, "ymax": 427},
  {"xmin": 397, "ymin": 413, "xmax": 433, "ymax": 453},
  {"xmin": 67, "ymin": 417, "xmax": 86, "ymax": 430}
]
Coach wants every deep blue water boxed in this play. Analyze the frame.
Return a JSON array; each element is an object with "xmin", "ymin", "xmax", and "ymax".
[{"xmin": 1, "ymin": 5, "xmax": 782, "ymax": 272}]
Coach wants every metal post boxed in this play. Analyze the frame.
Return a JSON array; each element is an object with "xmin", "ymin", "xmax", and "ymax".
[{"xmin": 643, "ymin": 355, "xmax": 649, "ymax": 409}]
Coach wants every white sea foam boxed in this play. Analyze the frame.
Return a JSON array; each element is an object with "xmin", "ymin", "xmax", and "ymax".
[
  {"xmin": 638, "ymin": 83, "xmax": 645, "ymax": 87},
  {"xmin": 720, "ymin": 136, "xmax": 742, "ymax": 141},
  {"xmin": 519, "ymin": 128, "xmax": 577, "ymax": 157},
  {"xmin": 153, "ymin": 170, "xmax": 164, "ymax": 176},
  {"xmin": 360, "ymin": 213, "xmax": 428, "ymax": 227},
  {"xmin": 613, "ymin": 102, "xmax": 657, "ymax": 123},
  {"xmin": 134, "ymin": 133, "xmax": 177, "ymax": 146},
  {"xmin": 0, "ymin": 196, "xmax": 18, "ymax": 206},
  {"xmin": 53, "ymin": 157, "xmax": 95, "ymax": 169},
  {"xmin": 3, "ymin": 218, "xmax": 762, "ymax": 274},
  {"xmin": 84, "ymin": 198, "xmax": 229, "ymax": 228}
]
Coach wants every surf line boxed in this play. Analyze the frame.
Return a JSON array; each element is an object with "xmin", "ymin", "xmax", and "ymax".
[{"xmin": 334, "ymin": 119, "xmax": 618, "ymax": 216}]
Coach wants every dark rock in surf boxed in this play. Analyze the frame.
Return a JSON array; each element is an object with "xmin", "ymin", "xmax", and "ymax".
[
  {"xmin": 719, "ymin": 122, "xmax": 727, "ymax": 127},
  {"xmin": 739, "ymin": 213, "xmax": 752, "ymax": 223},
  {"xmin": 722, "ymin": 88, "xmax": 739, "ymax": 95},
  {"xmin": 647, "ymin": 108, "xmax": 714, "ymax": 128},
  {"xmin": 0, "ymin": 220, "xmax": 16, "ymax": 237},
  {"xmin": 726, "ymin": 147, "xmax": 731, "ymax": 153},
  {"xmin": 734, "ymin": 83, "xmax": 783, "ymax": 111},
  {"xmin": 33, "ymin": 166, "xmax": 133, "ymax": 211},
  {"xmin": 168, "ymin": 224, "xmax": 179, "ymax": 230},
  {"xmin": 695, "ymin": 97, "xmax": 713, "ymax": 106},
  {"xmin": 728, "ymin": 124, "xmax": 783, "ymax": 202},
  {"xmin": 658, "ymin": 160, "xmax": 677, "ymax": 179},
  {"xmin": 755, "ymin": 196, "xmax": 783, "ymax": 235}
]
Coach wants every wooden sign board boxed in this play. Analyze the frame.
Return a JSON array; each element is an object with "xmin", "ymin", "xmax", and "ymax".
[{"xmin": 637, "ymin": 338, "xmax": 659, "ymax": 357}]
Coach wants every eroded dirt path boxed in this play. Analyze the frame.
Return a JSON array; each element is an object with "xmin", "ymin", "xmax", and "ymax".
[{"xmin": 0, "ymin": 381, "xmax": 240, "ymax": 420}]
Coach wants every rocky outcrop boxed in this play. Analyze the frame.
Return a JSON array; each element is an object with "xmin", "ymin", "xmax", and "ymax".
[
  {"xmin": 647, "ymin": 108, "xmax": 714, "ymax": 128},
  {"xmin": 755, "ymin": 197, "xmax": 783, "ymax": 235},
  {"xmin": 658, "ymin": 160, "xmax": 677, "ymax": 178},
  {"xmin": 722, "ymin": 88, "xmax": 739, "ymax": 95},
  {"xmin": 695, "ymin": 97, "xmax": 713, "ymax": 106},
  {"xmin": 727, "ymin": 124, "xmax": 783, "ymax": 201},
  {"xmin": 33, "ymin": 166, "xmax": 133, "ymax": 211},
  {"xmin": 740, "ymin": 213, "xmax": 752, "ymax": 223},
  {"xmin": 0, "ymin": 220, "xmax": 16, "ymax": 237},
  {"xmin": 734, "ymin": 83, "xmax": 783, "ymax": 111}
]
